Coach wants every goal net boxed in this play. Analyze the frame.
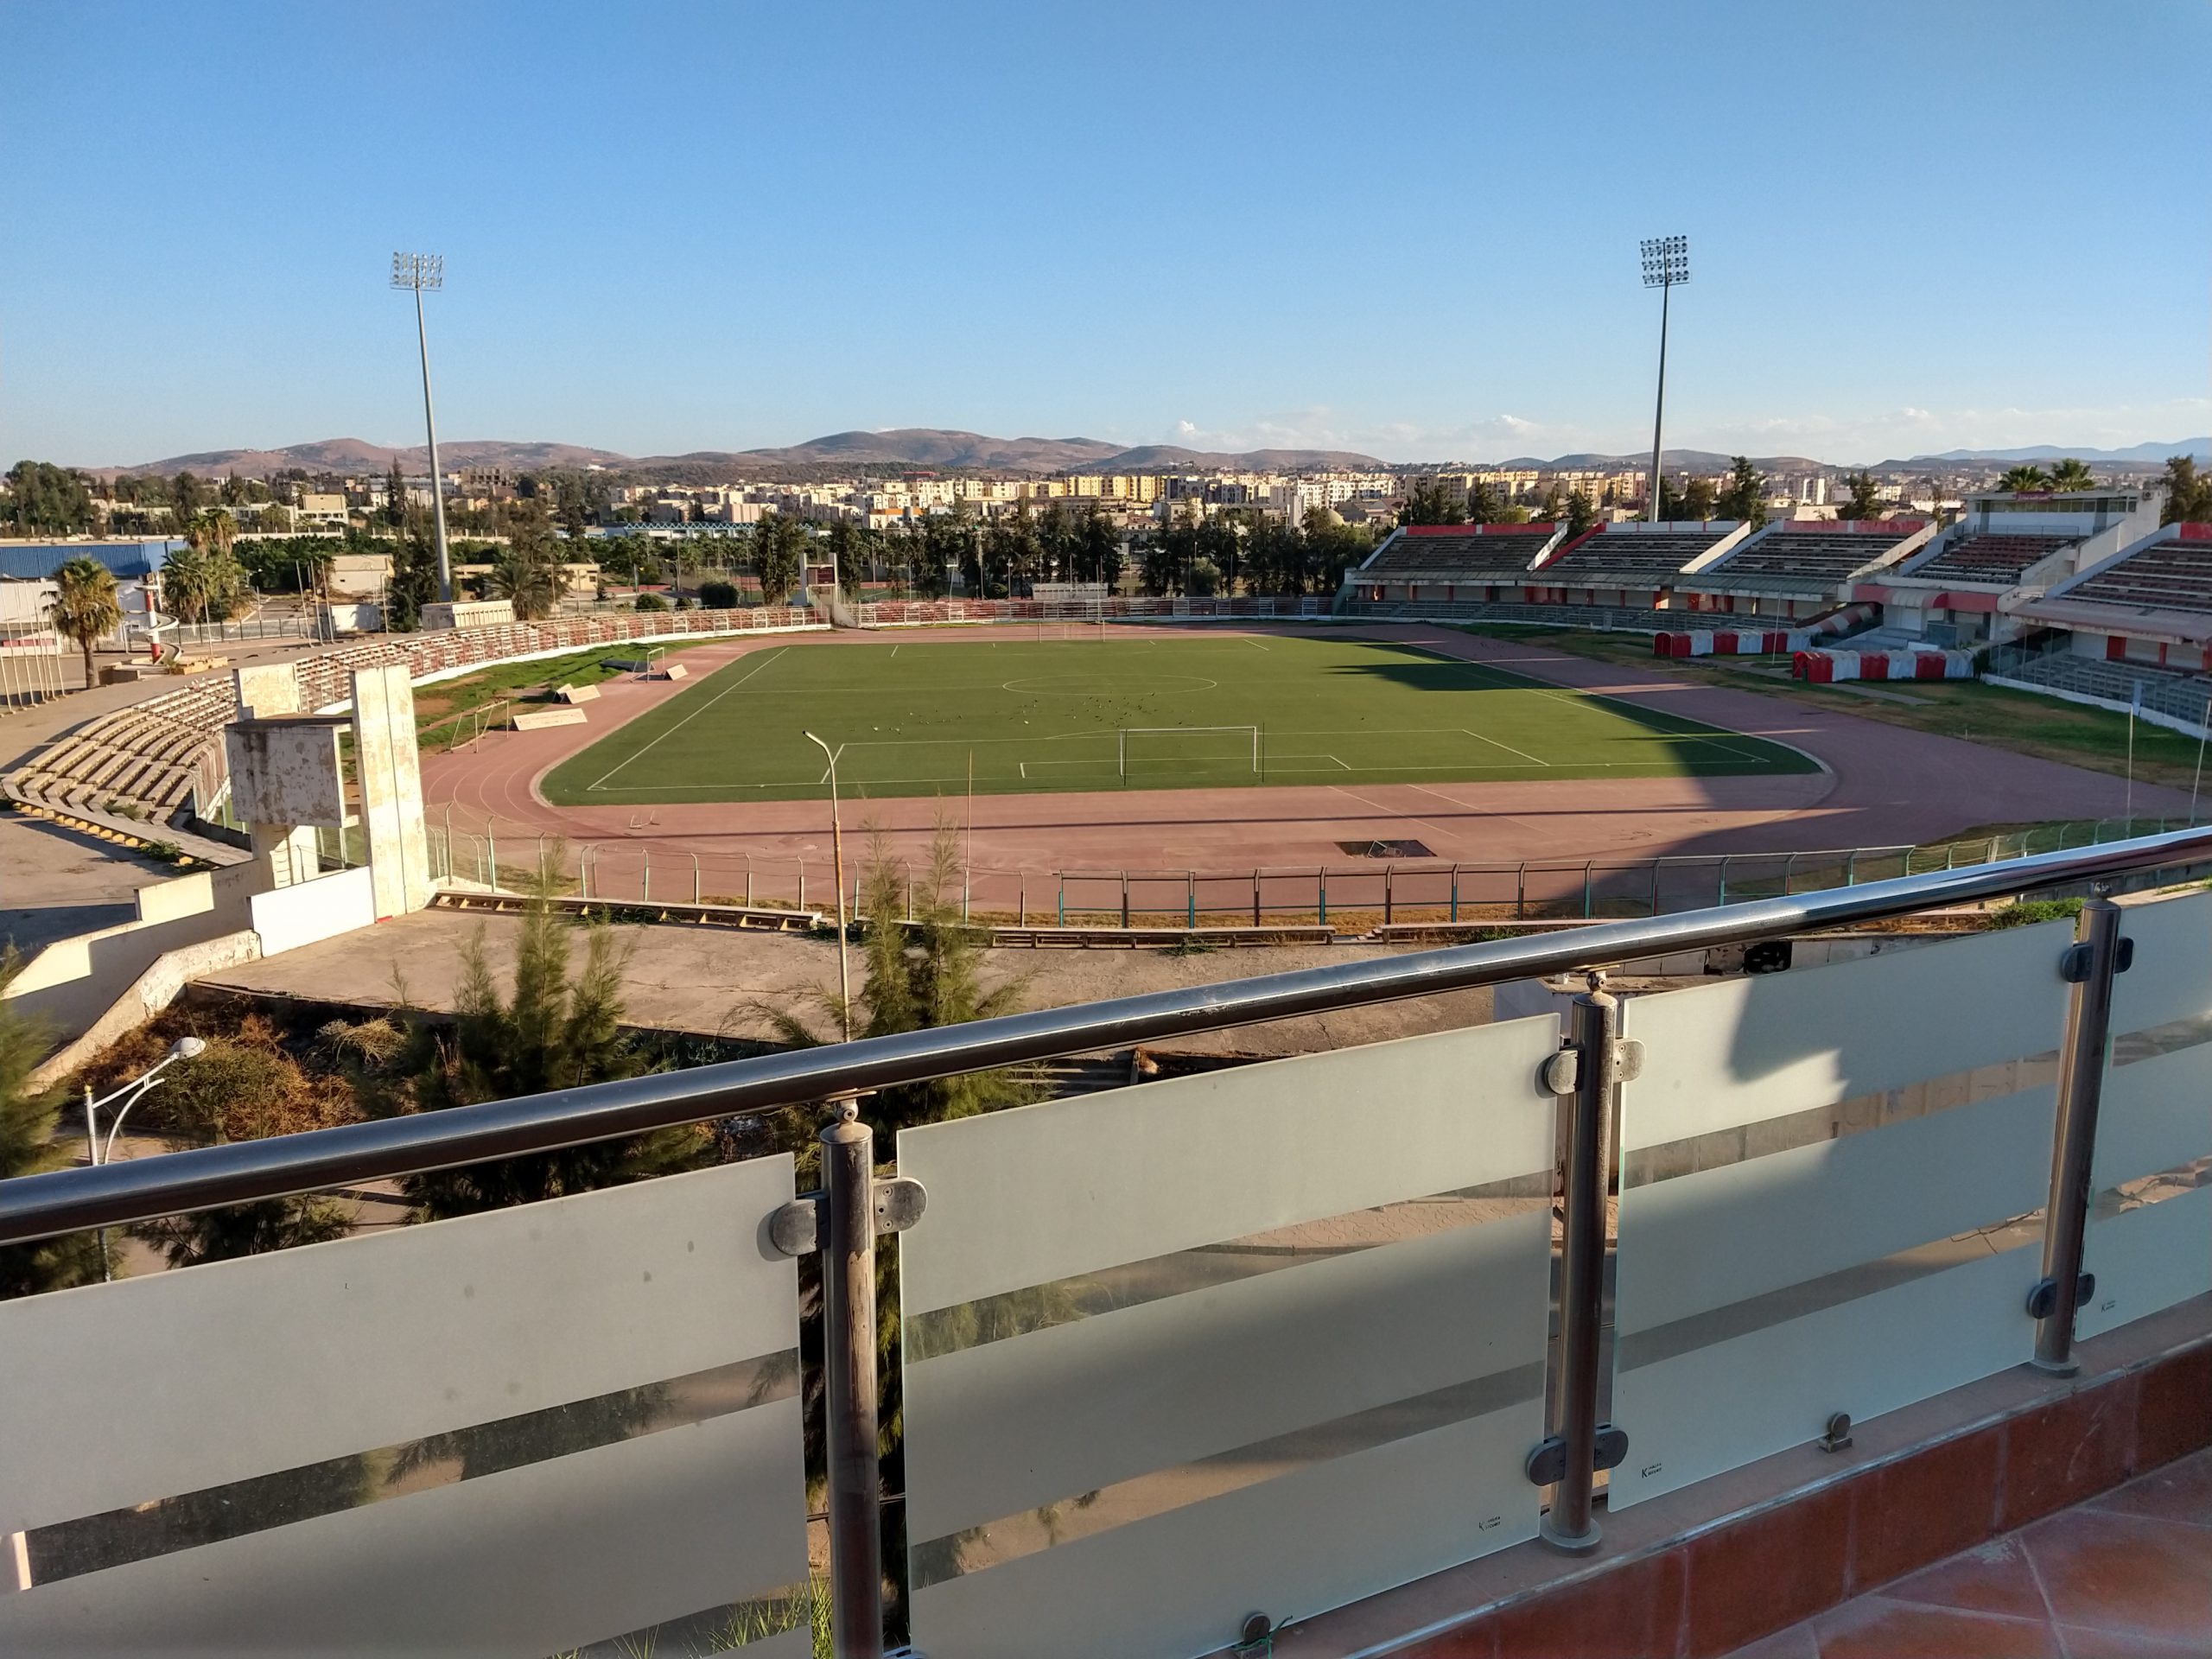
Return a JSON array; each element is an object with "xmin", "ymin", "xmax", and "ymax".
[
  {"xmin": 1118, "ymin": 725, "xmax": 1262, "ymax": 783},
  {"xmin": 1033, "ymin": 582, "xmax": 1109, "ymax": 637}
]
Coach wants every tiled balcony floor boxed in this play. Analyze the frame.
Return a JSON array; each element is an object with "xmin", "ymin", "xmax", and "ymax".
[{"xmin": 1726, "ymin": 1448, "xmax": 2212, "ymax": 1657}]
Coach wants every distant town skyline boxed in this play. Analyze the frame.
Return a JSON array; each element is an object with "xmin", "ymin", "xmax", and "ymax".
[{"xmin": 4, "ymin": 0, "xmax": 2207, "ymax": 469}]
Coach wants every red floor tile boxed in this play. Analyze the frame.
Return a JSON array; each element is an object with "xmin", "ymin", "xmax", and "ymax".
[
  {"xmin": 2088, "ymin": 1447, "xmax": 2212, "ymax": 1529},
  {"xmin": 2023, "ymin": 1508, "xmax": 2212, "ymax": 1643},
  {"xmin": 1714, "ymin": 1623, "xmax": 1817, "ymax": 1659},
  {"xmin": 1810, "ymin": 1597, "xmax": 2062, "ymax": 1658},
  {"xmin": 1881, "ymin": 1534, "xmax": 2051, "ymax": 1623},
  {"xmin": 2054, "ymin": 1628, "xmax": 2212, "ymax": 1658}
]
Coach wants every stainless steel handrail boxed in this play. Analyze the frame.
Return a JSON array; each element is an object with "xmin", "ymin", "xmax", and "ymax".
[{"xmin": 5, "ymin": 824, "xmax": 2209, "ymax": 1245}]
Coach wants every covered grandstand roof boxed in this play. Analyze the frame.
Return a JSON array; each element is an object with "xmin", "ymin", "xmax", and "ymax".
[
  {"xmin": 1535, "ymin": 522, "xmax": 1742, "ymax": 580},
  {"xmin": 1358, "ymin": 522, "xmax": 1559, "ymax": 576},
  {"xmin": 1684, "ymin": 519, "xmax": 1932, "ymax": 594}
]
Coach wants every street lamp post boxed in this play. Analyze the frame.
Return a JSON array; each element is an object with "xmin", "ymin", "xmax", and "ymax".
[
  {"xmin": 82, "ymin": 1036, "xmax": 206, "ymax": 1279},
  {"xmin": 804, "ymin": 731, "xmax": 854, "ymax": 1043},
  {"xmin": 1640, "ymin": 235, "xmax": 1690, "ymax": 523},
  {"xmin": 391, "ymin": 251, "xmax": 454, "ymax": 603}
]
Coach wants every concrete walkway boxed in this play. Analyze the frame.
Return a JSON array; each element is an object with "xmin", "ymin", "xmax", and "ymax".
[{"xmin": 196, "ymin": 906, "xmax": 1497, "ymax": 1057}]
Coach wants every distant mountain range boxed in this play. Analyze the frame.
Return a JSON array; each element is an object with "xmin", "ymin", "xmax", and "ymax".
[
  {"xmin": 1479, "ymin": 449, "xmax": 1827, "ymax": 474},
  {"xmin": 1891, "ymin": 439, "xmax": 2209, "ymax": 466},
  {"xmin": 105, "ymin": 428, "xmax": 1390, "ymax": 479},
  {"xmin": 99, "ymin": 428, "xmax": 2212, "ymax": 480}
]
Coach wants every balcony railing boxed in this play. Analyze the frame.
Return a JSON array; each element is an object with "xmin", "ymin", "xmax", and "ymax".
[{"xmin": 3, "ymin": 828, "xmax": 2210, "ymax": 1657}]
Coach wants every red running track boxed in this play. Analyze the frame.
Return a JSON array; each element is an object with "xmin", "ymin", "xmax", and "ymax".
[{"xmin": 419, "ymin": 623, "xmax": 2188, "ymax": 911}]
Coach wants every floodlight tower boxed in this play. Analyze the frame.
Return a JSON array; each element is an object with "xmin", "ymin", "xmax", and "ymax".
[
  {"xmin": 391, "ymin": 251, "xmax": 454, "ymax": 601},
  {"xmin": 1640, "ymin": 235, "xmax": 1690, "ymax": 523}
]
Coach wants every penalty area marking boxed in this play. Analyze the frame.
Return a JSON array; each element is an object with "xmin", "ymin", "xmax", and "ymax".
[
  {"xmin": 588, "ymin": 645, "xmax": 789, "ymax": 791},
  {"xmin": 1459, "ymin": 728, "xmax": 1550, "ymax": 766}
]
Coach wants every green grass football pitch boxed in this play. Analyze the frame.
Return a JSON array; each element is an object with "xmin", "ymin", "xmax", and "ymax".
[{"xmin": 537, "ymin": 633, "xmax": 1817, "ymax": 805}]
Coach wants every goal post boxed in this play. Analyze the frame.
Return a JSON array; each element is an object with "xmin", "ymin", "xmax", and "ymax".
[
  {"xmin": 1033, "ymin": 582, "xmax": 1109, "ymax": 639},
  {"xmin": 1117, "ymin": 725, "xmax": 1262, "ymax": 784}
]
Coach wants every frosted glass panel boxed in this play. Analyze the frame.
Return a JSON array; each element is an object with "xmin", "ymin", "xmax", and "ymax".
[
  {"xmin": 2081, "ymin": 890, "xmax": 2212, "ymax": 1338},
  {"xmin": 1622, "ymin": 923, "xmax": 2073, "ymax": 1153},
  {"xmin": 0, "ymin": 1157, "xmax": 810, "ymax": 1657},
  {"xmin": 899, "ymin": 1017, "xmax": 1560, "ymax": 1659},
  {"xmin": 1613, "ymin": 923, "xmax": 2070, "ymax": 1508}
]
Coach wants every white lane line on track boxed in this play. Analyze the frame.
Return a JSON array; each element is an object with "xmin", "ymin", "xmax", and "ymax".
[{"xmin": 588, "ymin": 645, "xmax": 789, "ymax": 791}]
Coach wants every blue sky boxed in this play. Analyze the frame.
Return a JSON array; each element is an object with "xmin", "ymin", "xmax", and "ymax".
[{"xmin": 4, "ymin": 0, "xmax": 2207, "ymax": 468}]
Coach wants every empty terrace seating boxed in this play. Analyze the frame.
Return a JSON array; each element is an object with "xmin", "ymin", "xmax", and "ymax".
[
  {"xmin": 1704, "ymin": 528, "xmax": 1917, "ymax": 580},
  {"xmin": 1362, "ymin": 525, "xmax": 1552, "ymax": 575},
  {"xmin": 3, "ymin": 606, "xmax": 824, "ymax": 824},
  {"xmin": 1993, "ymin": 649, "xmax": 2212, "ymax": 725},
  {"xmin": 1906, "ymin": 533, "xmax": 2077, "ymax": 586},
  {"xmin": 1541, "ymin": 527, "xmax": 1730, "ymax": 575},
  {"xmin": 2059, "ymin": 538, "xmax": 2212, "ymax": 617},
  {"xmin": 1340, "ymin": 598, "xmax": 1689, "ymax": 632}
]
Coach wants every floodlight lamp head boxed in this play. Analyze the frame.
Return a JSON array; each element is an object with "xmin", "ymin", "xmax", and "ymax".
[
  {"xmin": 391, "ymin": 251, "xmax": 444, "ymax": 291},
  {"xmin": 1639, "ymin": 234, "xmax": 1690, "ymax": 289}
]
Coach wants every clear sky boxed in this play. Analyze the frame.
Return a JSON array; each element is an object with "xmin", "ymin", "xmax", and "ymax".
[{"xmin": 3, "ymin": 0, "xmax": 2207, "ymax": 469}]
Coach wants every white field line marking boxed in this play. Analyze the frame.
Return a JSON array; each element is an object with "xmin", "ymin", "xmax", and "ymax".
[
  {"xmin": 891, "ymin": 644, "xmax": 899, "ymax": 657},
  {"xmin": 588, "ymin": 645, "xmax": 789, "ymax": 790},
  {"xmin": 1417, "ymin": 648, "xmax": 1781, "ymax": 760},
  {"xmin": 1459, "ymin": 727, "xmax": 1551, "ymax": 766}
]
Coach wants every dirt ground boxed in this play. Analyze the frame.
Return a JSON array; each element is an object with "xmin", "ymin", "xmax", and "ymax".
[{"xmin": 196, "ymin": 906, "xmax": 1499, "ymax": 1058}]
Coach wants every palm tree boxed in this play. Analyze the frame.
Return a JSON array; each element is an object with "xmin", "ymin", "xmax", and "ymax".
[
  {"xmin": 484, "ymin": 548, "xmax": 561, "ymax": 620},
  {"xmin": 47, "ymin": 556, "xmax": 122, "ymax": 689},
  {"xmin": 187, "ymin": 507, "xmax": 238, "ymax": 556},
  {"xmin": 1999, "ymin": 464, "xmax": 2053, "ymax": 493},
  {"xmin": 2048, "ymin": 458, "xmax": 2097, "ymax": 492}
]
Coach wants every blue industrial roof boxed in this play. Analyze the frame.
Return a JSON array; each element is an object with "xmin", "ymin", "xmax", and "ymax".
[{"xmin": 0, "ymin": 540, "xmax": 181, "ymax": 581}]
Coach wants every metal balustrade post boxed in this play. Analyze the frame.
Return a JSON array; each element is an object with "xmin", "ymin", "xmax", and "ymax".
[
  {"xmin": 1535, "ymin": 976, "xmax": 1630, "ymax": 1552},
  {"xmin": 821, "ymin": 1103, "xmax": 886, "ymax": 1659},
  {"xmin": 2032, "ymin": 894, "xmax": 2126, "ymax": 1375}
]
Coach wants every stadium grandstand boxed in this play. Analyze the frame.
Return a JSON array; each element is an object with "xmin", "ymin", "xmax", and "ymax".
[
  {"xmin": 1351, "ymin": 522, "xmax": 1562, "ymax": 581},
  {"xmin": 1675, "ymin": 518, "xmax": 1934, "ymax": 620},
  {"xmin": 1984, "ymin": 522, "xmax": 2212, "ymax": 734},
  {"xmin": 1849, "ymin": 487, "xmax": 2161, "ymax": 649},
  {"xmin": 1522, "ymin": 521, "xmax": 1749, "ymax": 608}
]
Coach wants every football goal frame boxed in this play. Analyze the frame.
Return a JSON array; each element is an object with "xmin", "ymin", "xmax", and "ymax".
[
  {"xmin": 1117, "ymin": 724, "xmax": 1262, "ymax": 783},
  {"xmin": 1033, "ymin": 582, "xmax": 1109, "ymax": 639}
]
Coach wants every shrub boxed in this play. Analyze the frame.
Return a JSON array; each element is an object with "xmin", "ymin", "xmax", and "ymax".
[
  {"xmin": 633, "ymin": 593, "xmax": 668, "ymax": 613},
  {"xmin": 1988, "ymin": 897, "xmax": 2084, "ymax": 930},
  {"xmin": 697, "ymin": 580, "xmax": 739, "ymax": 610}
]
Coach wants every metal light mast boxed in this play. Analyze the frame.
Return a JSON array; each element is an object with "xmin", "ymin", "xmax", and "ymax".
[
  {"xmin": 391, "ymin": 251, "xmax": 454, "ymax": 601},
  {"xmin": 1640, "ymin": 235, "xmax": 1690, "ymax": 523}
]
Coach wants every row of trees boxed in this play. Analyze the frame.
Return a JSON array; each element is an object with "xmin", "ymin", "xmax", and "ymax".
[
  {"xmin": 2161, "ymin": 456, "xmax": 2212, "ymax": 525},
  {"xmin": 1999, "ymin": 459, "xmax": 2101, "ymax": 493}
]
